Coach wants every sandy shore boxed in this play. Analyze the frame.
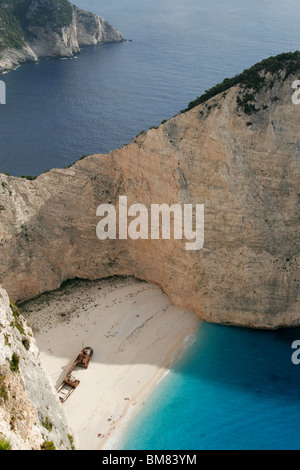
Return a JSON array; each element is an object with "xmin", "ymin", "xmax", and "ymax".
[{"xmin": 20, "ymin": 277, "xmax": 200, "ymax": 450}]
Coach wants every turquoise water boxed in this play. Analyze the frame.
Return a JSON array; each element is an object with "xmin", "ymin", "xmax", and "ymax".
[{"xmin": 121, "ymin": 322, "xmax": 300, "ymax": 450}]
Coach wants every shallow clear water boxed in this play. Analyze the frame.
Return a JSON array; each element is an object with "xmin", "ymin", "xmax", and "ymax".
[
  {"xmin": 121, "ymin": 322, "xmax": 300, "ymax": 450},
  {"xmin": 0, "ymin": 0, "xmax": 300, "ymax": 175}
]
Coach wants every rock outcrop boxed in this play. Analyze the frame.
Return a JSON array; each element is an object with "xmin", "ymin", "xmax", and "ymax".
[
  {"xmin": 0, "ymin": 286, "xmax": 75, "ymax": 450},
  {"xmin": 0, "ymin": 53, "xmax": 299, "ymax": 329},
  {"xmin": 0, "ymin": 0, "xmax": 123, "ymax": 73}
]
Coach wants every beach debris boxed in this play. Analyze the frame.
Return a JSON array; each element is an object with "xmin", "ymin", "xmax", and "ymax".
[
  {"xmin": 57, "ymin": 345, "xmax": 93, "ymax": 403},
  {"xmin": 57, "ymin": 375, "xmax": 80, "ymax": 403},
  {"xmin": 75, "ymin": 346, "xmax": 93, "ymax": 369}
]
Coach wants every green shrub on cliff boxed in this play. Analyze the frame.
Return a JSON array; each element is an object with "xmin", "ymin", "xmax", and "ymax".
[
  {"xmin": 0, "ymin": 376, "xmax": 8, "ymax": 402},
  {"xmin": 41, "ymin": 440, "xmax": 56, "ymax": 450},
  {"xmin": 0, "ymin": 0, "xmax": 74, "ymax": 53},
  {"xmin": 0, "ymin": 3, "xmax": 26, "ymax": 51},
  {"xmin": 14, "ymin": 0, "xmax": 73, "ymax": 34},
  {"xmin": 9, "ymin": 353, "xmax": 19, "ymax": 373},
  {"xmin": 0, "ymin": 435, "xmax": 11, "ymax": 450},
  {"xmin": 20, "ymin": 175, "xmax": 37, "ymax": 180},
  {"xmin": 182, "ymin": 51, "xmax": 300, "ymax": 114},
  {"xmin": 41, "ymin": 416, "xmax": 53, "ymax": 432}
]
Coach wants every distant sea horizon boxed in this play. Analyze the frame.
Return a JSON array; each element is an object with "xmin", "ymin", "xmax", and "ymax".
[{"xmin": 0, "ymin": 0, "xmax": 300, "ymax": 176}]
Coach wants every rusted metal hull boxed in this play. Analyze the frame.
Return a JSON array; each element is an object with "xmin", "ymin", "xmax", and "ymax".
[
  {"xmin": 57, "ymin": 346, "xmax": 93, "ymax": 403},
  {"xmin": 75, "ymin": 347, "xmax": 93, "ymax": 369},
  {"xmin": 57, "ymin": 378, "xmax": 80, "ymax": 403}
]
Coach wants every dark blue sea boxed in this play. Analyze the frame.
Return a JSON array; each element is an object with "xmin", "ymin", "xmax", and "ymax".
[
  {"xmin": 1, "ymin": 0, "xmax": 300, "ymax": 176},
  {"xmin": 1, "ymin": 0, "xmax": 300, "ymax": 450}
]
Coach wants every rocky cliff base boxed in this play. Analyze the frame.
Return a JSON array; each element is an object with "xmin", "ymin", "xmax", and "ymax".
[{"xmin": 0, "ymin": 286, "xmax": 75, "ymax": 450}]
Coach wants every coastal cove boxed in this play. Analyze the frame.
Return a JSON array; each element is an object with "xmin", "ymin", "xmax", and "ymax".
[
  {"xmin": 20, "ymin": 278, "xmax": 300, "ymax": 451},
  {"xmin": 0, "ymin": 0, "xmax": 299, "ymax": 451},
  {"xmin": 20, "ymin": 277, "xmax": 200, "ymax": 450}
]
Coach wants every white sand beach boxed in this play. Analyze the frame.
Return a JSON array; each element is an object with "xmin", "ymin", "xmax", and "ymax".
[{"xmin": 20, "ymin": 277, "xmax": 200, "ymax": 450}]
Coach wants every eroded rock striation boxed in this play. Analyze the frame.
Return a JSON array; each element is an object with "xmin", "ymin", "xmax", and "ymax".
[
  {"xmin": 0, "ymin": 286, "xmax": 75, "ymax": 450},
  {"xmin": 0, "ymin": 53, "xmax": 299, "ymax": 329},
  {"xmin": 0, "ymin": 0, "xmax": 123, "ymax": 73}
]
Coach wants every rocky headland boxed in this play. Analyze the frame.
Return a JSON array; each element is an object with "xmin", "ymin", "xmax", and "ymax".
[
  {"xmin": 0, "ymin": 0, "xmax": 123, "ymax": 73},
  {"xmin": 0, "ymin": 52, "xmax": 299, "ymax": 330}
]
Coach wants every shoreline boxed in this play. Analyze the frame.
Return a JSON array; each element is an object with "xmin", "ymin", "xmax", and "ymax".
[
  {"xmin": 20, "ymin": 277, "xmax": 200, "ymax": 450},
  {"xmin": 101, "ymin": 330, "xmax": 198, "ymax": 451},
  {"xmin": 0, "ymin": 39, "xmax": 127, "ymax": 76}
]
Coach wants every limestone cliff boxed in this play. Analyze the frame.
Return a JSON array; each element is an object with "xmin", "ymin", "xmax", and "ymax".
[
  {"xmin": 0, "ymin": 0, "xmax": 123, "ymax": 73},
  {"xmin": 0, "ymin": 53, "xmax": 299, "ymax": 329},
  {"xmin": 0, "ymin": 286, "xmax": 75, "ymax": 450}
]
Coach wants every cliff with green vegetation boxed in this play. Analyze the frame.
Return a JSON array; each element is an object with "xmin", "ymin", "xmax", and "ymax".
[
  {"xmin": 0, "ymin": 286, "xmax": 76, "ymax": 449},
  {"xmin": 183, "ymin": 51, "xmax": 300, "ymax": 114},
  {"xmin": 0, "ymin": 52, "xmax": 299, "ymax": 329},
  {"xmin": 0, "ymin": 0, "xmax": 123, "ymax": 73}
]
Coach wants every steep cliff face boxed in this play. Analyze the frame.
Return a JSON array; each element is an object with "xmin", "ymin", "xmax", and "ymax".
[
  {"xmin": 0, "ymin": 54, "xmax": 299, "ymax": 329},
  {"xmin": 0, "ymin": 0, "xmax": 123, "ymax": 73},
  {"xmin": 0, "ymin": 286, "xmax": 75, "ymax": 450}
]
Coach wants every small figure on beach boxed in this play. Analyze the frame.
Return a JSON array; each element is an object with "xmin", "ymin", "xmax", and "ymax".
[{"xmin": 97, "ymin": 433, "xmax": 104, "ymax": 438}]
